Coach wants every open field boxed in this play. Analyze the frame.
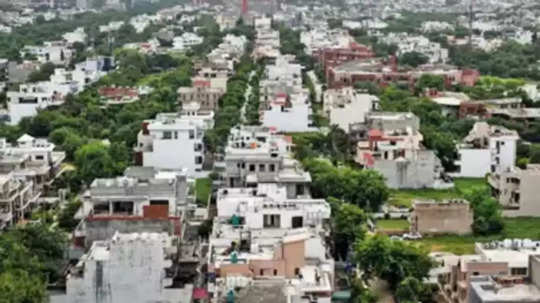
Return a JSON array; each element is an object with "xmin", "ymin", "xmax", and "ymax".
[{"xmin": 388, "ymin": 178, "xmax": 488, "ymax": 208}]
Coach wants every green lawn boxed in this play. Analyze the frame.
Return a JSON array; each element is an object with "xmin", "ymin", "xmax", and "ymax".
[
  {"xmin": 195, "ymin": 178, "xmax": 212, "ymax": 206},
  {"xmin": 388, "ymin": 178, "xmax": 488, "ymax": 208},
  {"xmin": 414, "ymin": 217, "xmax": 540, "ymax": 255},
  {"xmin": 376, "ymin": 219, "xmax": 410, "ymax": 231}
]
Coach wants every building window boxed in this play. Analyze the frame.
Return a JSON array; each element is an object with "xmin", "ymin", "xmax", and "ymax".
[
  {"xmin": 174, "ymin": 131, "xmax": 178, "ymax": 139},
  {"xmin": 269, "ymin": 164, "xmax": 275, "ymax": 172},
  {"xmin": 195, "ymin": 156, "xmax": 203, "ymax": 164},
  {"xmin": 189, "ymin": 130, "xmax": 195, "ymax": 139},
  {"xmin": 263, "ymin": 214, "xmax": 280, "ymax": 228},
  {"xmin": 292, "ymin": 216, "xmax": 303, "ymax": 228},
  {"xmin": 259, "ymin": 164, "xmax": 266, "ymax": 172},
  {"xmin": 162, "ymin": 131, "xmax": 172, "ymax": 140},
  {"xmin": 249, "ymin": 164, "xmax": 255, "ymax": 172},
  {"xmin": 511, "ymin": 268, "xmax": 527, "ymax": 275},
  {"xmin": 35, "ymin": 155, "xmax": 44, "ymax": 160},
  {"xmin": 273, "ymin": 269, "xmax": 278, "ymax": 276},
  {"xmin": 260, "ymin": 269, "xmax": 264, "ymax": 276}
]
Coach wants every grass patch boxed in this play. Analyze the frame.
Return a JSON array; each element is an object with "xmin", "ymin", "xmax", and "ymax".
[
  {"xmin": 388, "ymin": 178, "xmax": 488, "ymax": 208},
  {"xmin": 376, "ymin": 219, "xmax": 410, "ymax": 231},
  {"xmin": 414, "ymin": 217, "xmax": 540, "ymax": 255},
  {"xmin": 195, "ymin": 178, "xmax": 212, "ymax": 206}
]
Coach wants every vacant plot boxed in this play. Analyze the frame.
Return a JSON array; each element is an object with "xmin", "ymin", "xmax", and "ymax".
[
  {"xmin": 195, "ymin": 178, "xmax": 212, "ymax": 206},
  {"xmin": 388, "ymin": 178, "xmax": 488, "ymax": 208},
  {"xmin": 376, "ymin": 219, "xmax": 410, "ymax": 231},
  {"xmin": 413, "ymin": 217, "xmax": 540, "ymax": 255}
]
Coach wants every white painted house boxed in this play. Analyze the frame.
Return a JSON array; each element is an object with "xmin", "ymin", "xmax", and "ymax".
[
  {"xmin": 323, "ymin": 88, "xmax": 379, "ymax": 132},
  {"xmin": 135, "ymin": 103, "xmax": 214, "ymax": 174},
  {"xmin": 453, "ymin": 122, "xmax": 519, "ymax": 178}
]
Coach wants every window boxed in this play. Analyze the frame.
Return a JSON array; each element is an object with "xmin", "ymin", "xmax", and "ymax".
[
  {"xmin": 249, "ymin": 164, "xmax": 256, "ymax": 172},
  {"xmin": 162, "ymin": 131, "xmax": 172, "ymax": 140},
  {"xmin": 174, "ymin": 131, "xmax": 178, "ymax": 139},
  {"xmin": 511, "ymin": 268, "xmax": 527, "ymax": 275},
  {"xmin": 292, "ymin": 216, "xmax": 303, "ymax": 228},
  {"xmin": 269, "ymin": 164, "xmax": 275, "ymax": 172},
  {"xmin": 189, "ymin": 130, "xmax": 195, "ymax": 139},
  {"xmin": 273, "ymin": 269, "xmax": 278, "ymax": 276},
  {"xmin": 263, "ymin": 214, "xmax": 280, "ymax": 228},
  {"xmin": 195, "ymin": 156, "xmax": 203, "ymax": 164},
  {"xmin": 259, "ymin": 164, "xmax": 266, "ymax": 172},
  {"xmin": 35, "ymin": 155, "xmax": 44, "ymax": 160},
  {"xmin": 260, "ymin": 269, "xmax": 264, "ymax": 276},
  {"xmin": 112, "ymin": 201, "xmax": 134, "ymax": 215},
  {"xmin": 150, "ymin": 200, "xmax": 168, "ymax": 206}
]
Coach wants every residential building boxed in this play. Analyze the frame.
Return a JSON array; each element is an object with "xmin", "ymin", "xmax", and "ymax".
[
  {"xmin": 7, "ymin": 61, "xmax": 39, "ymax": 84},
  {"xmin": 208, "ymin": 34, "xmax": 248, "ymax": 71},
  {"xmin": 323, "ymin": 87, "xmax": 379, "ymax": 132},
  {"xmin": 327, "ymin": 58, "xmax": 479, "ymax": 90},
  {"xmin": 300, "ymin": 28, "xmax": 353, "ymax": 56},
  {"xmin": 192, "ymin": 66, "xmax": 230, "ymax": 92},
  {"xmin": 488, "ymin": 165, "xmax": 540, "ymax": 217},
  {"xmin": 453, "ymin": 122, "xmax": 519, "ymax": 178},
  {"xmin": 177, "ymin": 80, "xmax": 225, "ymax": 112},
  {"xmin": 20, "ymin": 41, "xmax": 73, "ymax": 65},
  {"xmin": 134, "ymin": 103, "xmax": 214, "ymax": 173},
  {"xmin": 259, "ymin": 56, "xmax": 316, "ymax": 132},
  {"xmin": 172, "ymin": 32, "xmax": 203, "ymax": 51},
  {"xmin": 0, "ymin": 134, "xmax": 65, "ymax": 194},
  {"xmin": 354, "ymin": 112, "xmax": 452, "ymax": 189},
  {"xmin": 224, "ymin": 126, "xmax": 311, "ymax": 197},
  {"xmin": 0, "ymin": 172, "xmax": 39, "ymax": 229},
  {"xmin": 380, "ymin": 32, "xmax": 449, "ymax": 64},
  {"xmin": 64, "ymin": 232, "xmax": 193, "ymax": 303},
  {"xmin": 410, "ymin": 199, "xmax": 473, "ymax": 235},
  {"xmin": 432, "ymin": 240, "xmax": 540, "ymax": 303},
  {"xmin": 7, "ymin": 82, "xmax": 66, "ymax": 125},
  {"xmin": 74, "ymin": 166, "xmax": 187, "ymax": 247},
  {"xmin": 62, "ymin": 27, "xmax": 86, "ymax": 44},
  {"xmin": 209, "ymin": 183, "xmax": 333, "ymax": 303},
  {"xmin": 468, "ymin": 253, "xmax": 540, "ymax": 303},
  {"xmin": 314, "ymin": 42, "xmax": 375, "ymax": 78}
]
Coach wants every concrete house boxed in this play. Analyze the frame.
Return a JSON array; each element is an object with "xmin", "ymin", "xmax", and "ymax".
[
  {"xmin": 355, "ymin": 112, "xmax": 452, "ymax": 189},
  {"xmin": 323, "ymin": 87, "xmax": 379, "ymax": 132},
  {"xmin": 224, "ymin": 126, "xmax": 311, "ymax": 198},
  {"xmin": 453, "ymin": 122, "xmax": 519, "ymax": 178},
  {"xmin": 134, "ymin": 104, "xmax": 214, "ymax": 173},
  {"xmin": 65, "ymin": 232, "xmax": 192, "ymax": 303},
  {"xmin": 488, "ymin": 164, "xmax": 540, "ymax": 217},
  {"xmin": 74, "ymin": 167, "xmax": 187, "ymax": 247}
]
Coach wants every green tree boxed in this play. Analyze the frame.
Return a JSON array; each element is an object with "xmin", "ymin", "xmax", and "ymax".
[
  {"xmin": 74, "ymin": 142, "xmax": 116, "ymax": 184},
  {"xmin": 465, "ymin": 188, "xmax": 504, "ymax": 235},
  {"xmin": 28, "ymin": 62, "xmax": 56, "ymax": 83},
  {"xmin": 331, "ymin": 199, "xmax": 367, "ymax": 260},
  {"xmin": 0, "ymin": 270, "xmax": 48, "ymax": 303},
  {"xmin": 399, "ymin": 51, "xmax": 429, "ymax": 68},
  {"xmin": 355, "ymin": 235, "xmax": 434, "ymax": 290},
  {"xmin": 416, "ymin": 74, "xmax": 445, "ymax": 92},
  {"xmin": 396, "ymin": 276, "xmax": 436, "ymax": 303}
]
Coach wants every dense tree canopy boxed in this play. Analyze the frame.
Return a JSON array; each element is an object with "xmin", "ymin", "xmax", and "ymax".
[{"xmin": 355, "ymin": 235, "xmax": 434, "ymax": 291}]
